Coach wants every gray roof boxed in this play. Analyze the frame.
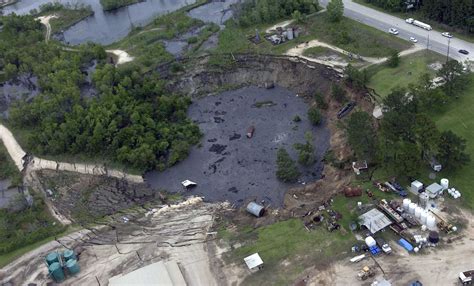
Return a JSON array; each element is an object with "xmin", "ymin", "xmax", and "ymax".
[
  {"xmin": 109, "ymin": 261, "xmax": 186, "ymax": 286},
  {"xmin": 359, "ymin": 208, "xmax": 392, "ymax": 234},
  {"xmin": 426, "ymin": 183, "xmax": 443, "ymax": 194}
]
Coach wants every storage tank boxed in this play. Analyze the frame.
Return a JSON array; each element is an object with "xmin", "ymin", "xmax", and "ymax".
[
  {"xmin": 415, "ymin": 207, "xmax": 422, "ymax": 218},
  {"xmin": 428, "ymin": 231, "xmax": 439, "ymax": 243},
  {"xmin": 287, "ymin": 28, "xmax": 294, "ymax": 40},
  {"xmin": 440, "ymin": 178, "xmax": 449, "ymax": 190},
  {"xmin": 63, "ymin": 249, "xmax": 76, "ymax": 262},
  {"xmin": 420, "ymin": 211, "xmax": 428, "ymax": 225},
  {"xmin": 409, "ymin": 203, "xmax": 417, "ymax": 214},
  {"xmin": 402, "ymin": 199, "xmax": 411, "ymax": 210},
  {"xmin": 46, "ymin": 252, "xmax": 60, "ymax": 266},
  {"xmin": 48, "ymin": 262, "xmax": 65, "ymax": 282},
  {"xmin": 246, "ymin": 202, "xmax": 265, "ymax": 217},
  {"xmin": 426, "ymin": 215, "xmax": 436, "ymax": 230},
  {"xmin": 66, "ymin": 259, "xmax": 80, "ymax": 275},
  {"xmin": 419, "ymin": 192, "xmax": 429, "ymax": 209},
  {"xmin": 365, "ymin": 236, "xmax": 376, "ymax": 248}
]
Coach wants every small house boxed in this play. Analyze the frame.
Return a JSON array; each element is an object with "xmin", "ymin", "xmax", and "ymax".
[
  {"xmin": 352, "ymin": 160, "xmax": 368, "ymax": 175},
  {"xmin": 425, "ymin": 183, "xmax": 443, "ymax": 198},
  {"xmin": 410, "ymin": 180, "xmax": 423, "ymax": 193}
]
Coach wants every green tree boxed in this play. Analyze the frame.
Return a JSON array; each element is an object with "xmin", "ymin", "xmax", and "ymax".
[
  {"xmin": 345, "ymin": 64, "xmax": 369, "ymax": 90},
  {"xmin": 292, "ymin": 10, "xmax": 305, "ymax": 23},
  {"xmin": 308, "ymin": 106, "xmax": 322, "ymax": 125},
  {"xmin": 314, "ymin": 92, "xmax": 328, "ymax": 109},
  {"xmin": 345, "ymin": 111, "xmax": 377, "ymax": 162},
  {"xmin": 437, "ymin": 131, "xmax": 470, "ymax": 170},
  {"xmin": 331, "ymin": 83, "xmax": 347, "ymax": 103},
  {"xmin": 294, "ymin": 132, "xmax": 315, "ymax": 166},
  {"xmin": 327, "ymin": 0, "xmax": 344, "ymax": 22},
  {"xmin": 276, "ymin": 148, "xmax": 300, "ymax": 182},
  {"xmin": 387, "ymin": 51, "xmax": 400, "ymax": 68},
  {"xmin": 437, "ymin": 60, "xmax": 468, "ymax": 97}
]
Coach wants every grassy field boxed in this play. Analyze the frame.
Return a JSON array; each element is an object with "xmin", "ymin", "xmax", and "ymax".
[
  {"xmin": 432, "ymin": 73, "xmax": 474, "ymax": 210},
  {"xmin": 224, "ymin": 219, "xmax": 354, "ymax": 286},
  {"xmin": 216, "ymin": 12, "xmax": 411, "ymax": 58},
  {"xmin": 367, "ymin": 50, "xmax": 445, "ymax": 98},
  {"xmin": 352, "ymin": 0, "xmax": 474, "ymax": 43}
]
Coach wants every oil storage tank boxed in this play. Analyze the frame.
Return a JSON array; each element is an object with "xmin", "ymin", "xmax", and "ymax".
[
  {"xmin": 246, "ymin": 202, "xmax": 265, "ymax": 217},
  {"xmin": 49, "ymin": 262, "xmax": 65, "ymax": 282},
  {"xmin": 428, "ymin": 231, "xmax": 439, "ymax": 243},
  {"xmin": 45, "ymin": 252, "xmax": 60, "ymax": 266},
  {"xmin": 63, "ymin": 249, "xmax": 76, "ymax": 262},
  {"xmin": 66, "ymin": 259, "xmax": 80, "ymax": 275}
]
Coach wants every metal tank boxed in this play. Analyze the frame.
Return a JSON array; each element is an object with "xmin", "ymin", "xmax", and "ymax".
[
  {"xmin": 440, "ymin": 178, "xmax": 449, "ymax": 190},
  {"xmin": 45, "ymin": 252, "xmax": 60, "ymax": 266},
  {"xmin": 365, "ymin": 236, "xmax": 376, "ymax": 247},
  {"xmin": 402, "ymin": 199, "xmax": 411, "ymax": 210},
  {"xmin": 426, "ymin": 215, "xmax": 436, "ymax": 230},
  {"xmin": 49, "ymin": 262, "xmax": 65, "ymax": 282},
  {"xmin": 246, "ymin": 202, "xmax": 265, "ymax": 217},
  {"xmin": 415, "ymin": 207, "xmax": 422, "ymax": 219},
  {"xmin": 66, "ymin": 259, "xmax": 80, "ymax": 275},
  {"xmin": 408, "ymin": 203, "xmax": 417, "ymax": 214},
  {"xmin": 63, "ymin": 249, "xmax": 76, "ymax": 262}
]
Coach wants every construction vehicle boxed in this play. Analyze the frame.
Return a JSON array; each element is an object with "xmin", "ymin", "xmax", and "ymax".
[
  {"xmin": 429, "ymin": 210, "xmax": 455, "ymax": 233},
  {"xmin": 357, "ymin": 266, "xmax": 375, "ymax": 280},
  {"xmin": 459, "ymin": 270, "xmax": 474, "ymax": 285}
]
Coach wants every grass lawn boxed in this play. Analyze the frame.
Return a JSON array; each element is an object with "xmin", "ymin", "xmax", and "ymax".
[
  {"xmin": 431, "ymin": 73, "xmax": 474, "ymax": 210},
  {"xmin": 226, "ymin": 219, "xmax": 355, "ymax": 286},
  {"xmin": 352, "ymin": 0, "xmax": 474, "ymax": 43},
  {"xmin": 216, "ymin": 12, "xmax": 412, "ymax": 58},
  {"xmin": 367, "ymin": 50, "xmax": 445, "ymax": 98}
]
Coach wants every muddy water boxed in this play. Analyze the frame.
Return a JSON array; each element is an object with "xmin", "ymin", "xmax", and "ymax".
[
  {"xmin": 145, "ymin": 86, "xmax": 330, "ymax": 206},
  {"xmin": 0, "ymin": 76, "xmax": 39, "ymax": 118},
  {"xmin": 187, "ymin": 0, "xmax": 238, "ymax": 26},
  {"xmin": 2, "ymin": 0, "xmax": 195, "ymax": 45}
]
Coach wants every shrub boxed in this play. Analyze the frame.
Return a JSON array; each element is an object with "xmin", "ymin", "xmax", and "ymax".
[
  {"xmin": 331, "ymin": 84, "xmax": 347, "ymax": 103},
  {"xmin": 308, "ymin": 107, "xmax": 322, "ymax": 125},
  {"xmin": 276, "ymin": 148, "xmax": 300, "ymax": 182},
  {"xmin": 314, "ymin": 92, "xmax": 328, "ymax": 109},
  {"xmin": 293, "ymin": 115, "xmax": 302, "ymax": 122}
]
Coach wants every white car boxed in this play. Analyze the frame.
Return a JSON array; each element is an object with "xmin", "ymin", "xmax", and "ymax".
[
  {"xmin": 441, "ymin": 32, "xmax": 453, "ymax": 38},
  {"xmin": 405, "ymin": 18, "xmax": 414, "ymax": 24},
  {"xmin": 389, "ymin": 28, "xmax": 399, "ymax": 35},
  {"xmin": 409, "ymin": 37, "xmax": 418, "ymax": 43}
]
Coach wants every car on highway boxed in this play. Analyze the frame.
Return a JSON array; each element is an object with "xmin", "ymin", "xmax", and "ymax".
[
  {"xmin": 441, "ymin": 32, "xmax": 453, "ymax": 38},
  {"xmin": 405, "ymin": 18, "xmax": 414, "ymax": 24},
  {"xmin": 458, "ymin": 49, "xmax": 469, "ymax": 55},
  {"xmin": 409, "ymin": 37, "xmax": 418, "ymax": 43},
  {"xmin": 389, "ymin": 28, "xmax": 399, "ymax": 35}
]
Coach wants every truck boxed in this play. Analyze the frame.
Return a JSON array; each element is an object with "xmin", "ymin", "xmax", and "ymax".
[
  {"xmin": 375, "ymin": 238, "xmax": 392, "ymax": 254},
  {"xmin": 405, "ymin": 18, "xmax": 432, "ymax": 30},
  {"xmin": 459, "ymin": 270, "xmax": 474, "ymax": 285},
  {"xmin": 357, "ymin": 266, "xmax": 375, "ymax": 280}
]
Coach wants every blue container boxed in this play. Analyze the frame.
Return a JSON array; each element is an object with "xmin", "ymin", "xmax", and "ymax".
[
  {"xmin": 66, "ymin": 259, "xmax": 80, "ymax": 275},
  {"xmin": 63, "ymin": 249, "xmax": 76, "ymax": 262},
  {"xmin": 49, "ymin": 262, "xmax": 65, "ymax": 282},
  {"xmin": 45, "ymin": 252, "xmax": 59, "ymax": 266},
  {"xmin": 398, "ymin": 238, "xmax": 414, "ymax": 252}
]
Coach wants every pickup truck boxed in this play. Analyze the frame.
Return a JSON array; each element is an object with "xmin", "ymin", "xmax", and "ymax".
[
  {"xmin": 375, "ymin": 238, "xmax": 392, "ymax": 254},
  {"xmin": 384, "ymin": 182, "xmax": 408, "ymax": 197},
  {"xmin": 459, "ymin": 270, "xmax": 474, "ymax": 285}
]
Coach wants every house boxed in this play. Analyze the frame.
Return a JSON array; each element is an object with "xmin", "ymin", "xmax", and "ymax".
[
  {"xmin": 410, "ymin": 180, "xmax": 423, "ymax": 193},
  {"xmin": 425, "ymin": 183, "xmax": 443, "ymax": 198}
]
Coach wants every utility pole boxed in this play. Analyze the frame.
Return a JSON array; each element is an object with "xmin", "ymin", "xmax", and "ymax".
[
  {"xmin": 426, "ymin": 32, "xmax": 430, "ymax": 50},
  {"xmin": 446, "ymin": 38, "xmax": 451, "ymax": 63}
]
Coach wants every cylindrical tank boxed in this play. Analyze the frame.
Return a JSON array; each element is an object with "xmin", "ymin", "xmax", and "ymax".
[
  {"xmin": 440, "ymin": 178, "xmax": 449, "ymax": 190},
  {"xmin": 415, "ymin": 207, "xmax": 422, "ymax": 218},
  {"xmin": 419, "ymin": 192, "xmax": 429, "ymax": 209},
  {"xmin": 46, "ymin": 252, "xmax": 60, "ymax": 266},
  {"xmin": 414, "ymin": 247, "xmax": 419, "ymax": 253},
  {"xmin": 365, "ymin": 236, "xmax": 376, "ymax": 247},
  {"xmin": 409, "ymin": 203, "xmax": 417, "ymax": 214},
  {"xmin": 246, "ymin": 202, "xmax": 265, "ymax": 217},
  {"xmin": 287, "ymin": 28, "xmax": 294, "ymax": 40},
  {"xmin": 426, "ymin": 215, "xmax": 436, "ymax": 230},
  {"xmin": 420, "ymin": 211, "xmax": 428, "ymax": 224},
  {"xmin": 402, "ymin": 199, "xmax": 411, "ymax": 210},
  {"xmin": 49, "ymin": 262, "xmax": 65, "ymax": 282},
  {"xmin": 421, "ymin": 225, "xmax": 427, "ymax": 231},
  {"xmin": 66, "ymin": 259, "xmax": 80, "ymax": 275},
  {"xmin": 63, "ymin": 249, "xmax": 76, "ymax": 262},
  {"xmin": 428, "ymin": 231, "xmax": 439, "ymax": 243}
]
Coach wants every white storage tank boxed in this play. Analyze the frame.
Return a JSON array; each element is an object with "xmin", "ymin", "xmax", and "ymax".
[
  {"xmin": 409, "ymin": 203, "xmax": 417, "ymax": 214},
  {"xmin": 426, "ymin": 215, "xmax": 436, "ymax": 230},
  {"xmin": 420, "ymin": 211, "xmax": 428, "ymax": 224},
  {"xmin": 415, "ymin": 207, "xmax": 423, "ymax": 218},
  {"xmin": 402, "ymin": 198, "xmax": 411, "ymax": 210},
  {"xmin": 365, "ymin": 236, "xmax": 376, "ymax": 248},
  {"xmin": 440, "ymin": 178, "xmax": 449, "ymax": 190},
  {"xmin": 419, "ymin": 192, "xmax": 429, "ymax": 209}
]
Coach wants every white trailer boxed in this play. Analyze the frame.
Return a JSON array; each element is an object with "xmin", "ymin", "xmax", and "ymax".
[{"xmin": 412, "ymin": 20, "xmax": 432, "ymax": 30}]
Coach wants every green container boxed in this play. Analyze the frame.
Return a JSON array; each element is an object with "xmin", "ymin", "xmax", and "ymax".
[
  {"xmin": 49, "ymin": 262, "xmax": 65, "ymax": 282},
  {"xmin": 66, "ymin": 259, "xmax": 80, "ymax": 275},
  {"xmin": 63, "ymin": 249, "xmax": 76, "ymax": 262},
  {"xmin": 45, "ymin": 252, "xmax": 59, "ymax": 266}
]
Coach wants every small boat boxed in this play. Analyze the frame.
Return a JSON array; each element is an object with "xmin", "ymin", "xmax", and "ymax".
[{"xmin": 247, "ymin": 126, "xmax": 255, "ymax": 138}]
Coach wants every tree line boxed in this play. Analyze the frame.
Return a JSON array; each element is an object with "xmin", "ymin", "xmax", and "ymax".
[
  {"xmin": 344, "ymin": 60, "xmax": 470, "ymax": 178},
  {"xmin": 2, "ymin": 14, "xmax": 201, "ymax": 172}
]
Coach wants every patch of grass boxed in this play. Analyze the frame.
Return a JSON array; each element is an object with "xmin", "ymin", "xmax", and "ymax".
[
  {"xmin": 37, "ymin": 7, "xmax": 93, "ymax": 34},
  {"xmin": 431, "ymin": 73, "xmax": 474, "ymax": 210},
  {"xmin": 303, "ymin": 46, "xmax": 337, "ymax": 57},
  {"xmin": 100, "ymin": 0, "xmax": 140, "ymax": 11},
  {"xmin": 367, "ymin": 50, "xmax": 445, "ymax": 98},
  {"xmin": 252, "ymin": 100, "xmax": 276, "ymax": 108},
  {"xmin": 226, "ymin": 219, "xmax": 354, "ymax": 286},
  {"xmin": 352, "ymin": 0, "xmax": 474, "ymax": 43}
]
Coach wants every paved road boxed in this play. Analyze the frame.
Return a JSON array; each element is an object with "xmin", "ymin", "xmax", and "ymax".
[{"xmin": 319, "ymin": 0, "xmax": 474, "ymax": 63}]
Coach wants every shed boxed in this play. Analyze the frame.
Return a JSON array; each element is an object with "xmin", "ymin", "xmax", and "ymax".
[
  {"xmin": 372, "ymin": 105, "xmax": 383, "ymax": 119},
  {"xmin": 358, "ymin": 208, "xmax": 392, "ymax": 234},
  {"xmin": 244, "ymin": 253, "xmax": 263, "ymax": 270},
  {"xmin": 411, "ymin": 180, "xmax": 423, "ymax": 193},
  {"xmin": 426, "ymin": 183, "xmax": 443, "ymax": 198},
  {"xmin": 181, "ymin": 180, "xmax": 197, "ymax": 188},
  {"xmin": 352, "ymin": 161, "xmax": 368, "ymax": 175}
]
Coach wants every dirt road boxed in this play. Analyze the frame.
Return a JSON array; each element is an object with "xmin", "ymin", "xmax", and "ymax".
[
  {"xmin": 36, "ymin": 15, "xmax": 57, "ymax": 42},
  {"xmin": 106, "ymin": 49, "xmax": 134, "ymax": 65}
]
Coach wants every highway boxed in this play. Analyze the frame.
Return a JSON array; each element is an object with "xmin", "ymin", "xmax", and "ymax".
[{"xmin": 319, "ymin": 0, "xmax": 474, "ymax": 62}]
